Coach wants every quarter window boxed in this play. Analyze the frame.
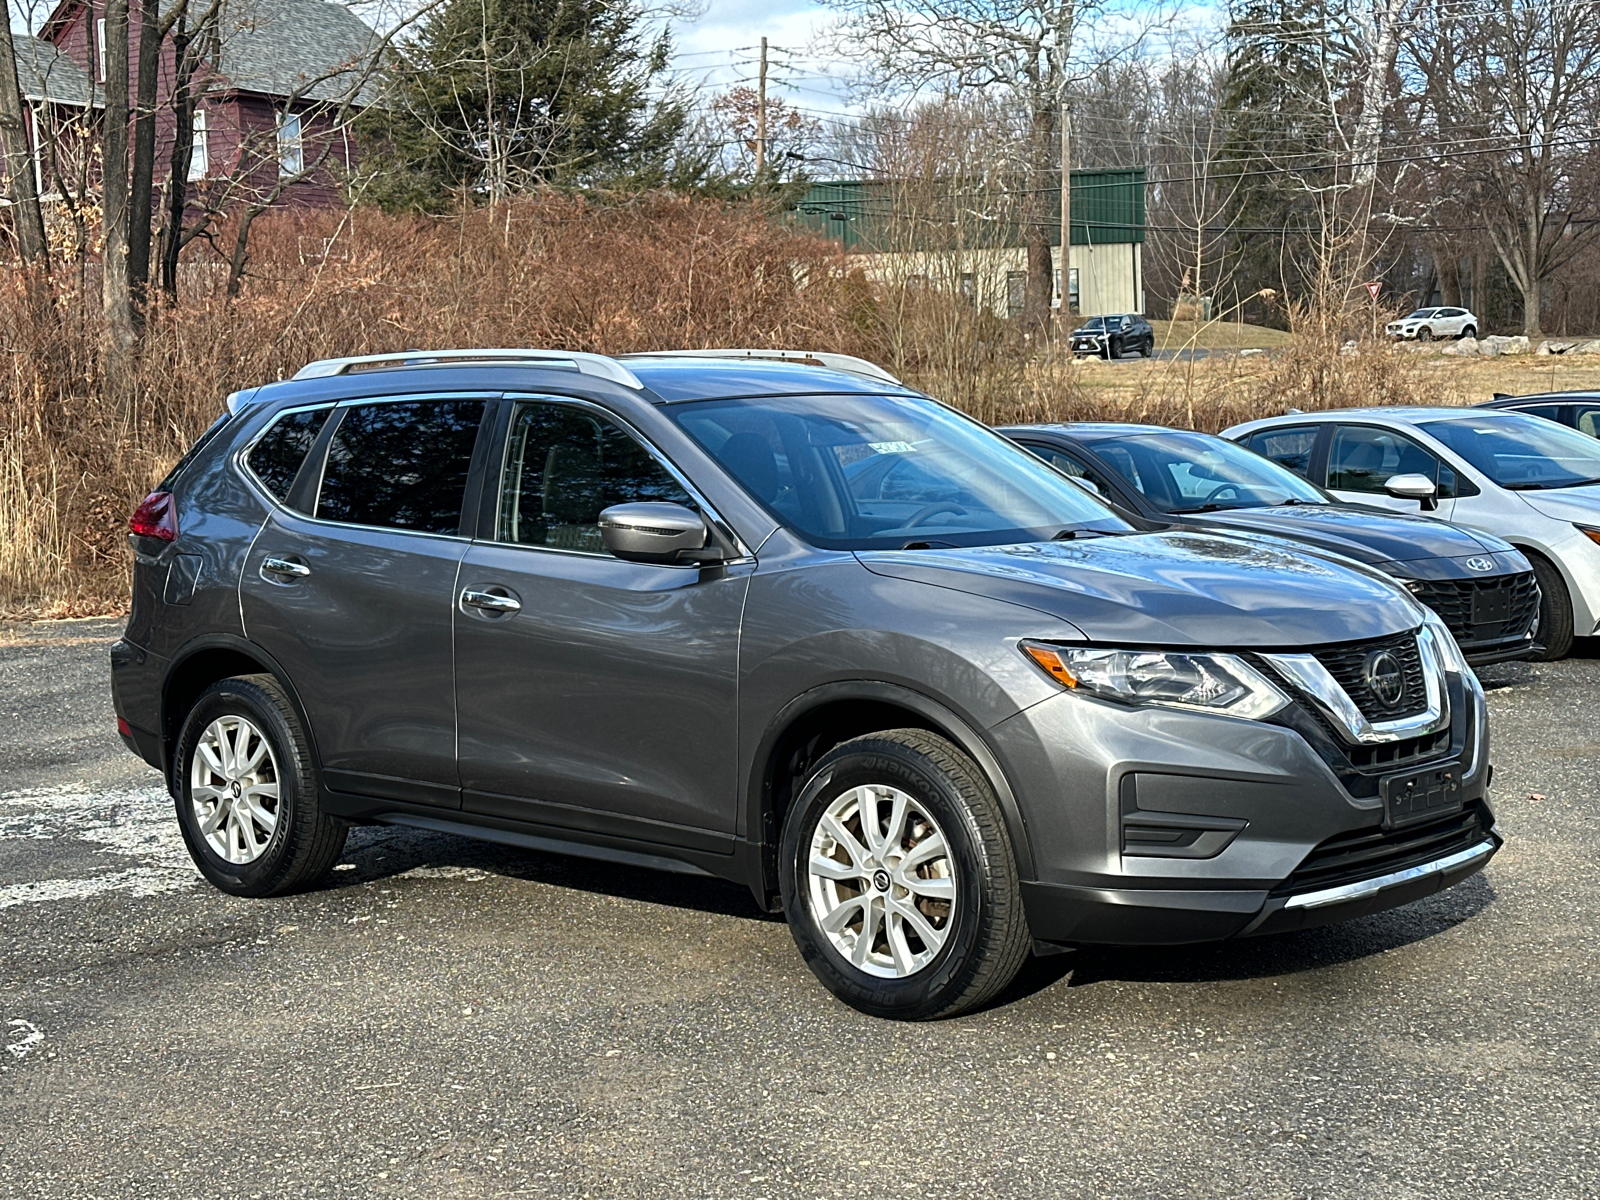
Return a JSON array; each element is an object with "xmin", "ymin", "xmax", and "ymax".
[
  {"xmin": 316, "ymin": 400, "xmax": 485, "ymax": 534},
  {"xmin": 497, "ymin": 402, "xmax": 691, "ymax": 553},
  {"xmin": 1327, "ymin": 425, "xmax": 1457, "ymax": 498},
  {"xmin": 246, "ymin": 408, "xmax": 330, "ymax": 505},
  {"xmin": 1575, "ymin": 405, "xmax": 1600, "ymax": 438},
  {"xmin": 1243, "ymin": 425, "xmax": 1318, "ymax": 478}
]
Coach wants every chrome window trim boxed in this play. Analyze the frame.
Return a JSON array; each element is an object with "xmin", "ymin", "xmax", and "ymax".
[
  {"xmin": 1283, "ymin": 838, "xmax": 1496, "ymax": 910},
  {"xmin": 1260, "ymin": 624, "xmax": 1450, "ymax": 744},
  {"xmin": 495, "ymin": 393, "xmax": 756, "ymax": 564},
  {"xmin": 233, "ymin": 392, "xmax": 499, "ymax": 541}
]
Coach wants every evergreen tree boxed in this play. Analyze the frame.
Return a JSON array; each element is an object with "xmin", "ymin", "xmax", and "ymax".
[{"xmin": 355, "ymin": 0, "xmax": 690, "ymax": 210}]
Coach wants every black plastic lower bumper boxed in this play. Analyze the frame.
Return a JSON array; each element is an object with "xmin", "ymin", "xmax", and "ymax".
[{"xmin": 1023, "ymin": 832, "xmax": 1501, "ymax": 948}]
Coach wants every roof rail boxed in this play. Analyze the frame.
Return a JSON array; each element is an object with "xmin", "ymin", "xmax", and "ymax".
[
  {"xmin": 621, "ymin": 348, "xmax": 904, "ymax": 386},
  {"xmin": 291, "ymin": 349, "xmax": 643, "ymax": 389}
]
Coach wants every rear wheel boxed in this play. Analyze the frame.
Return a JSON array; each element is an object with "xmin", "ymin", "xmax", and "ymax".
[
  {"xmin": 1461, "ymin": 324, "xmax": 1477, "ymax": 340},
  {"xmin": 1140, "ymin": 336, "xmax": 1154, "ymax": 358},
  {"xmin": 779, "ymin": 729, "xmax": 1030, "ymax": 1020},
  {"xmin": 173, "ymin": 675, "xmax": 347, "ymax": 896},
  {"xmin": 1528, "ymin": 554, "xmax": 1574, "ymax": 661}
]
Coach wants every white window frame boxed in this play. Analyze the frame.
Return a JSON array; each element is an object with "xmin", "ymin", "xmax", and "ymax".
[
  {"xmin": 276, "ymin": 110, "xmax": 303, "ymax": 177},
  {"xmin": 96, "ymin": 17, "xmax": 106, "ymax": 82},
  {"xmin": 188, "ymin": 107, "xmax": 209, "ymax": 180}
]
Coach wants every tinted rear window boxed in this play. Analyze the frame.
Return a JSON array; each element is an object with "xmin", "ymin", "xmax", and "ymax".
[
  {"xmin": 246, "ymin": 408, "xmax": 330, "ymax": 503},
  {"xmin": 316, "ymin": 400, "xmax": 485, "ymax": 534}
]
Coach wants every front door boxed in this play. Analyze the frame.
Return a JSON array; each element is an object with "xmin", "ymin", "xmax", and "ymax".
[
  {"xmin": 240, "ymin": 395, "xmax": 491, "ymax": 808},
  {"xmin": 1323, "ymin": 423, "xmax": 1458, "ymax": 518},
  {"xmin": 454, "ymin": 397, "xmax": 749, "ymax": 849}
]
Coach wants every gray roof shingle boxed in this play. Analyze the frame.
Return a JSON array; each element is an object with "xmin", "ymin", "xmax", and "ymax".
[
  {"xmin": 213, "ymin": 0, "xmax": 382, "ymax": 104},
  {"xmin": 16, "ymin": 34, "xmax": 97, "ymax": 107}
]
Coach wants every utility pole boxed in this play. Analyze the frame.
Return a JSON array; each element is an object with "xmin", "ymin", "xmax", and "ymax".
[
  {"xmin": 1059, "ymin": 102, "xmax": 1070, "ymax": 322},
  {"xmin": 755, "ymin": 36, "xmax": 768, "ymax": 186}
]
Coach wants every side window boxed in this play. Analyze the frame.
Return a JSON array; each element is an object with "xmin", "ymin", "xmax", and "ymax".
[
  {"xmin": 1515, "ymin": 403, "xmax": 1565, "ymax": 424},
  {"xmin": 246, "ymin": 407, "xmax": 330, "ymax": 505},
  {"xmin": 1244, "ymin": 425, "xmax": 1318, "ymax": 479},
  {"xmin": 316, "ymin": 400, "xmax": 485, "ymax": 534},
  {"xmin": 1024, "ymin": 444, "xmax": 1118, "ymax": 498},
  {"xmin": 498, "ymin": 402, "xmax": 691, "ymax": 553},
  {"xmin": 1574, "ymin": 405, "xmax": 1600, "ymax": 438},
  {"xmin": 1327, "ymin": 425, "xmax": 1455, "ymax": 498}
]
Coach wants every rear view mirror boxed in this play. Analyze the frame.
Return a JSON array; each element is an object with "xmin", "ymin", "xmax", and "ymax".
[
  {"xmin": 599, "ymin": 502, "xmax": 718, "ymax": 565},
  {"xmin": 1384, "ymin": 473, "xmax": 1438, "ymax": 511}
]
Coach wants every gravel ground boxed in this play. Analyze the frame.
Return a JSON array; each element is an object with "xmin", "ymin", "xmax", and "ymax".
[{"xmin": 1, "ymin": 619, "xmax": 1596, "ymax": 1199}]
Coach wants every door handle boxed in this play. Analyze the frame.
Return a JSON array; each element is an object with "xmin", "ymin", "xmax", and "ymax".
[
  {"xmin": 461, "ymin": 588, "xmax": 521, "ymax": 614},
  {"xmin": 261, "ymin": 556, "xmax": 311, "ymax": 579}
]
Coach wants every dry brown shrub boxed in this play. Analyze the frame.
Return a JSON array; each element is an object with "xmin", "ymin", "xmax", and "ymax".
[{"xmin": 0, "ymin": 194, "xmax": 875, "ymax": 614}]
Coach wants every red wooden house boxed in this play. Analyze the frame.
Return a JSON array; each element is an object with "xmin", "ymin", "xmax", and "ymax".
[{"xmin": 19, "ymin": 0, "xmax": 380, "ymax": 209}]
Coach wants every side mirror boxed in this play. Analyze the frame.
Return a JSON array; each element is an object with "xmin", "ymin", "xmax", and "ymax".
[
  {"xmin": 1384, "ymin": 473, "xmax": 1439, "ymax": 511},
  {"xmin": 599, "ymin": 502, "xmax": 720, "ymax": 564},
  {"xmin": 1067, "ymin": 475, "xmax": 1103, "ymax": 497}
]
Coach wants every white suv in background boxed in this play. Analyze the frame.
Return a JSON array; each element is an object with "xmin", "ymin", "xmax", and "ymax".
[
  {"xmin": 1386, "ymin": 308, "xmax": 1479, "ymax": 342},
  {"xmin": 1224, "ymin": 407, "xmax": 1600, "ymax": 659}
]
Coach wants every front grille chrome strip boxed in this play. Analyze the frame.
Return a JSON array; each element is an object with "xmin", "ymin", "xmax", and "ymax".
[
  {"xmin": 1261, "ymin": 625, "xmax": 1449, "ymax": 745},
  {"xmin": 1282, "ymin": 837, "xmax": 1497, "ymax": 910}
]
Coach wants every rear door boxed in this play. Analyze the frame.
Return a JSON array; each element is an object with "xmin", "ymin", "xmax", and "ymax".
[
  {"xmin": 1239, "ymin": 424, "xmax": 1323, "ymax": 482},
  {"xmin": 453, "ymin": 395, "xmax": 750, "ymax": 848},
  {"xmin": 240, "ymin": 394, "xmax": 493, "ymax": 809}
]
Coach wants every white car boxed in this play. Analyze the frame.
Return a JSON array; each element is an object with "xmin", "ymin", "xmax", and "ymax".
[
  {"xmin": 1223, "ymin": 407, "xmax": 1600, "ymax": 659},
  {"xmin": 1386, "ymin": 307, "xmax": 1479, "ymax": 341}
]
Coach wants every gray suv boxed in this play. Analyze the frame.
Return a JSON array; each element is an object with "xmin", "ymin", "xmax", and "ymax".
[{"xmin": 112, "ymin": 349, "xmax": 1500, "ymax": 1019}]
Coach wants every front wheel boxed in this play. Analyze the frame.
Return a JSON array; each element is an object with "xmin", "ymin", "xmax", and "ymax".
[
  {"xmin": 1417, "ymin": 327, "xmax": 1434, "ymax": 342},
  {"xmin": 1528, "ymin": 555, "xmax": 1574, "ymax": 661},
  {"xmin": 173, "ymin": 674, "xmax": 347, "ymax": 896},
  {"xmin": 779, "ymin": 729, "xmax": 1031, "ymax": 1020}
]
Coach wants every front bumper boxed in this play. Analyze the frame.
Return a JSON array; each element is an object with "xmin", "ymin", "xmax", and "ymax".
[{"xmin": 992, "ymin": 667, "xmax": 1495, "ymax": 947}]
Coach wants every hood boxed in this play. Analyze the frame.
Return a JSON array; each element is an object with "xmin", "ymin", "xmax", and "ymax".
[
  {"xmin": 1183, "ymin": 503, "xmax": 1499, "ymax": 565},
  {"xmin": 857, "ymin": 531, "xmax": 1424, "ymax": 648},
  {"xmin": 1516, "ymin": 482, "xmax": 1600, "ymax": 525},
  {"xmin": 1071, "ymin": 326, "xmax": 1106, "ymax": 338}
]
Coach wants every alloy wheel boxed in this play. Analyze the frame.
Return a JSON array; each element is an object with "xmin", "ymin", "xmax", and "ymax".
[
  {"xmin": 806, "ymin": 784, "xmax": 956, "ymax": 978},
  {"xmin": 190, "ymin": 715, "xmax": 281, "ymax": 864}
]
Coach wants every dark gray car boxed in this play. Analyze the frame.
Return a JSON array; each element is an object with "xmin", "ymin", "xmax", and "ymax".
[
  {"xmin": 111, "ymin": 349, "xmax": 1500, "ymax": 1019},
  {"xmin": 1000, "ymin": 423, "xmax": 1539, "ymax": 665}
]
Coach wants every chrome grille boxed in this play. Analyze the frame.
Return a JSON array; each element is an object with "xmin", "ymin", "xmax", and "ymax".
[{"xmin": 1310, "ymin": 631, "xmax": 1430, "ymax": 722}]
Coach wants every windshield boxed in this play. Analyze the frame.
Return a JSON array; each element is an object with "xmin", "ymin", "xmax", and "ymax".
[
  {"xmin": 666, "ymin": 393, "xmax": 1132, "ymax": 550},
  {"xmin": 1080, "ymin": 317, "xmax": 1115, "ymax": 331},
  {"xmin": 1420, "ymin": 414, "xmax": 1600, "ymax": 490},
  {"xmin": 1404, "ymin": 309, "xmax": 1439, "ymax": 320},
  {"xmin": 1081, "ymin": 430, "xmax": 1329, "ymax": 512}
]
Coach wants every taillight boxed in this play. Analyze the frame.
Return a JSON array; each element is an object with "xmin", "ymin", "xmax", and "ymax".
[{"xmin": 129, "ymin": 491, "xmax": 178, "ymax": 542}]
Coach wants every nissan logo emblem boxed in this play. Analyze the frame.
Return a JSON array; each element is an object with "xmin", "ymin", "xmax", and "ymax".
[
  {"xmin": 1363, "ymin": 650, "xmax": 1406, "ymax": 709},
  {"xmin": 1465, "ymin": 557, "xmax": 1495, "ymax": 572}
]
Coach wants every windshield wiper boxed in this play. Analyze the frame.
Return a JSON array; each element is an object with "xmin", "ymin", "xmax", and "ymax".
[
  {"xmin": 1052, "ymin": 527, "xmax": 1115, "ymax": 540},
  {"xmin": 1275, "ymin": 497, "xmax": 1314, "ymax": 506},
  {"xmin": 1167, "ymin": 504, "xmax": 1228, "ymax": 514},
  {"xmin": 1503, "ymin": 477, "xmax": 1600, "ymax": 491}
]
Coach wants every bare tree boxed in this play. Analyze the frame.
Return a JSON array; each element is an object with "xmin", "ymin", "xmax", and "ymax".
[
  {"xmin": 818, "ymin": 0, "xmax": 1160, "ymax": 335},
  {"xmin": 102, "ymin": 0, "xmax": 138, "ymax": 369},
  {"xmin": 0, "ymin": 19, "xmax": 50, "ymax": 269},
  {"xmin": 1409, "ymin": 0, "xmax": 1600, "ymax": 336}
]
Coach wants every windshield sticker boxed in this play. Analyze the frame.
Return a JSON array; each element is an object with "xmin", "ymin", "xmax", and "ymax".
[{"xmin": 868, "ymin": 441, "xmax": 917, "ymax": 455}]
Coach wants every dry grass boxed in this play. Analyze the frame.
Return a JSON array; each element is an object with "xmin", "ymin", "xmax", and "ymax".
[
  {"xmin": 8, "ymin": 196, "xmax": 1591, "ymax": 617},
  {"xmin": 1150, "ymin": 319, "xmax": 1292, "ymax": 352}
]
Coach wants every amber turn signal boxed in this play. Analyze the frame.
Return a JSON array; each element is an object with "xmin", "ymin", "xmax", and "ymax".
[
  {"xmin": 1022, "ymin": 642, "xmax": 1078, "ymax": 687},
  {"xmin": 1579, "ymin": 525, "xmax": 1600, "ymax": 548}
]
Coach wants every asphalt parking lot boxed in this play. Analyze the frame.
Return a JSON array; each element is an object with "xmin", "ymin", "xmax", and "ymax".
[{"xmin": 2, "ymin": 619, "xmax": 1597, "ymax": 1199}]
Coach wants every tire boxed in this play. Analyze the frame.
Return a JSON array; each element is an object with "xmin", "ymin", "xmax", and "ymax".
[
  {"xmin": 1527, "ymin": 554, "xmax": 1575, "ymax": 661},
  {"xmin": 173, "ymin": 674, "xmax": 347, "ymax": 897},
  {"xmin": 778, "ymin": 729, "xmax": 1031, "ymax": 1020},
  {"xmin": 1461, "ymin": 325, "xmax": 1476, "ymax": 340},
  {"xmin": 1417, "ymin": 327, "xmax": 1433, "ymax": 342},
  {"xmin": 1140, "ymin": 336, "xmax": 1154, "ymax": 358}
]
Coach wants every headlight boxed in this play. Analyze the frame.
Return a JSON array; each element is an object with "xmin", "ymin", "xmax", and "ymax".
[
  {"xmin": 1577, "ymin": 523, "xmax": 1600, "ymax": 548},
  {"xmin": 1021, "ymin": 642, "xmax": 1290, "ymax": 720}
]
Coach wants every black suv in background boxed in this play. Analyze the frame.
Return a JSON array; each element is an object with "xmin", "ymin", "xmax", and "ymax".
[{"xmin": 1069, "ymin": 314, "xmax": 1154, "ymax": 359}]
